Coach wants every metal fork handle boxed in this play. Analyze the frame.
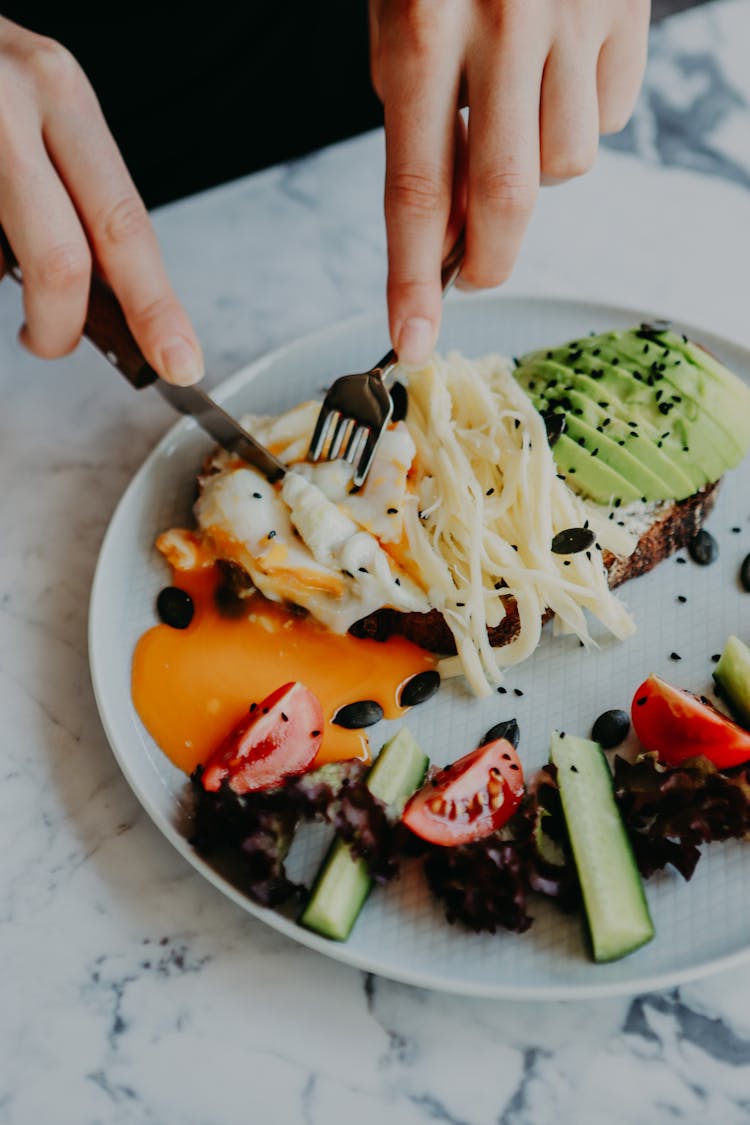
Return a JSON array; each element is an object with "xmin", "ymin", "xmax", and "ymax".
[{"xmin": 373, "ymin": 230, "xmax": 466, "ymax": 373}]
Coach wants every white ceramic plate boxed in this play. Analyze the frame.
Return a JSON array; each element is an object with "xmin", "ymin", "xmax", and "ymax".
[{"xmin": 89, "ymin": 294, "xmax": 750, "ymax": 1000}]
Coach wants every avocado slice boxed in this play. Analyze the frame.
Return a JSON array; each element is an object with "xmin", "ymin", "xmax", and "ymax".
[
  {"xmin": 517, "ymin": 328, "xmax": 750, "ymax": 505},
  {"xmin": 602, "ymin": 331, "xmax": 750, "ymax": 463},
  {"xmin": 519, "ymin": 349, "xmax": 726, "ymax": 486},
  {"xmin": 553, "ymin": 433, "xmax": 641, "ymax": 505},
  {"xmin": 562, "ymin": 359, "xmax": 727, "ymax": 486},
  {"xmin": 558, "ymin": 414, "xmax": 676, "ymax": 501},
  {"xmin": 518, "ymin": 366, "xmax": 698, "ymax": 499}
]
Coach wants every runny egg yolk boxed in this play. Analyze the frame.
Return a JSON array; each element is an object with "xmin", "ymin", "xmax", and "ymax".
[{"xmin": 131, "ymin": 565, "xmax": 436, "ymax": 775}]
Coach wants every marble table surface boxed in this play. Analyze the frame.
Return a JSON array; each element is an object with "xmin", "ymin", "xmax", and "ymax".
[{"xmin": 3, "ymin": 2, "xmax": 750, "ymax": 1122}]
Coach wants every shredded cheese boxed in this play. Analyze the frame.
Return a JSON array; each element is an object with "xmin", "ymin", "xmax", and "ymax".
[{"xmin": 400, "ymin": 352, "xmax": 635, "ymax": 696}]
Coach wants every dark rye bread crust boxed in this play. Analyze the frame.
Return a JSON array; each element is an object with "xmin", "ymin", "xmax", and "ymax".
[{"xmin": 349, "ymin": 481, "xmax": 721, "ymax": 654}]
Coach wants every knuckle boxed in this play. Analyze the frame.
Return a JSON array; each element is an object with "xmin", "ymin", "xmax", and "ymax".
[
  {"xmin": 27, "ymin": 36, "xmax": 82, "ymax": 95},
  {"xmin": 387, "ymin": 169, "xmax": 446, "ymax": 217},
  {"xmin": 33, "ymin": 241, "xmax": 91, "ymax": 292},
  {"xmin": 129, "ymin": 293, "xmax": 179, "ymax": 333},
  {"xmin": 475, "ymin": 167, "xmax": 536, "ymax": 215},
  {"xmin": 387, "ymin": 0, "xmax": 445, "ymax": 52},
  {"xmin": 97, "ymin": 196, "xmax": 151, "ymax": 248}
]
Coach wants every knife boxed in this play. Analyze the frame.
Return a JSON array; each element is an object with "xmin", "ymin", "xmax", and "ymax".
[{"xmin": 0, "ymin": 231, "xmax": 287, "ymax": 484}]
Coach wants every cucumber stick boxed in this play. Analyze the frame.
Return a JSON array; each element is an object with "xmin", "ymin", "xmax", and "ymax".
[
  {"xmin": 713, "ymin": 635, "xmax": 750, "ymax": 727},
  {"xmin": 300, "ymin": 728, "xmax": 429, "ymax": 941},
  {"xmin": 550, "ymin": 732, "xmax": 654, "ymax": 962}
]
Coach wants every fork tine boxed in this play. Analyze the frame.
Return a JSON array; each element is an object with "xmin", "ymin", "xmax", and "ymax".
[
  {"xmin": 308, "ymin": 407, "xmax": 337, "ymax": 459},
  {"xmin": 328, "ymin": 414, "xmax": 353, "ymax": 461},
  {"xmin": 309, "ymin": 409, "xmax": 337, "ymax": 461},
  {"xmin": 343, "ymin": 424, "xmax": 367, "ymax": 465},
  {"xmin": 353, "ymin": 429, "xmax": 379, "ymax": 488}
]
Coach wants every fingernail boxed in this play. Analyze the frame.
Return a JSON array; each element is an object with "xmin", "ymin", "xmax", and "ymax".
[
  {"xmin": 160, "ymin": 336, "xmax": 204, "ymax": 385},
  {"xmin": 397, "ymin": 317, "xmax": 434, "ymax": 366}
]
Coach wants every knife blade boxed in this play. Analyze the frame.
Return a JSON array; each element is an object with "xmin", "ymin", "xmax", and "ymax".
[
  {"xmin": 0, "ymin": 229, "xmax": 286, "ymax": 484},
  {"xmin": 155, "ymin": 379, "xmax": 286, "ymax": 482}
]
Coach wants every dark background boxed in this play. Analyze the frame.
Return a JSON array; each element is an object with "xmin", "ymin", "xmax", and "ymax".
[{"xmin": 6, "ymin": 1, "xmax": 710, "ymax": 209}]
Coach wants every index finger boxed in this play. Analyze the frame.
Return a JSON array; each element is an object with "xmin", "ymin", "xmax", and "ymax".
[
  {"xmin": 41, "ymin": 71, "xmax": 203, "ymax": 385},
  {"xmin": 379, "ymin": 13, "xmax": 462, "ymax": 365}
]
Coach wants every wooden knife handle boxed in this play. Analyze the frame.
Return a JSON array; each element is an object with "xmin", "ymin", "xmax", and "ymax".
[{"xmin": 0, "ymin": 228, "xmax": 158, "ymax": 390}]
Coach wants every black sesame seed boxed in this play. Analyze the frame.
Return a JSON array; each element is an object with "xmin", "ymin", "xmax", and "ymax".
[
  {"xmin": 156, "ymin": 586, "xmax": 194, "ymax": 630},
  {"xmin": 711, "ymin": 654, "xmax": 721, "ymax": 663},
  {"xmin": 677, "ymin": 595, "xmax": 687, "ymax": 603},
  {"xmin": 253, "ymin": 492, "xmax": 262, "ymax": 499},
  {"xmin": 486, "ymin": 488, "xmax": 495, "ymax": 496},
  {"xmin": 513, "ymin": 688, "xmax": 524, "ymax": 697},
  {"xmin": 676, "ymin": 556, "xmax": 687, "ymax": 564},
  {"xmin": 670, "ymin": 652, "xmax": 682, "ymax": 661},
  {"xmin": 387, "ymin": 507, "xmax": 398, "ymax": 515},
  {"xmin": 281, "ymin": 712, "xmax": 289, "ymax": 722},
  {"xmin": 267, "ymin": 529, "xmax": 277, "ymax": 539},
  {"xmin": 570, "ymin": 764, "xmax": 578, "ymax": 772},
  {"xmin": 731, "ymin": 526, "xmax": 741, "ymax": 534},
  {"xmin": 636, "ymin": 696, "xmax": 648, "ymax": 706},
  {"xmin": 358, "ymin": 566, "xmax": 369, "ymax": 574},
  {"xmin": 497, "ymin": 685, "xmax": 507, "ymax": 694}
]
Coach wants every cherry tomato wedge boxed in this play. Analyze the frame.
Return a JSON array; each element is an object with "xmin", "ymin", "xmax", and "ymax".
[
  {"xmin": 201, "ymin": 682, "xmax": 324, "ymax": 793},
  {"xmin": 402, "ymin": 739, "xmax": 525, "ymax": 846},
  {"xmin": 631, "ymin": 674, "xmax": 750, "ymax": 769}
]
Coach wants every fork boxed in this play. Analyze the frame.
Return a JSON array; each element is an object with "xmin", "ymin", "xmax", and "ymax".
[{"xmin": 308, "ymin": 232, "xmax": 465, "ymax": 487}]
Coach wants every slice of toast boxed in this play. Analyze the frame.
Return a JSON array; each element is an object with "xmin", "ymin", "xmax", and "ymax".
[{"xmin": 348, "ymin": 482, "xmax": 720, "ymax": 653}]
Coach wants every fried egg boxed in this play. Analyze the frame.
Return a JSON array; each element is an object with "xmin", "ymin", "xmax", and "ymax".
[{"xmin": 190, "ymin": 403, "xmax": 430, "ymax": 633}]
